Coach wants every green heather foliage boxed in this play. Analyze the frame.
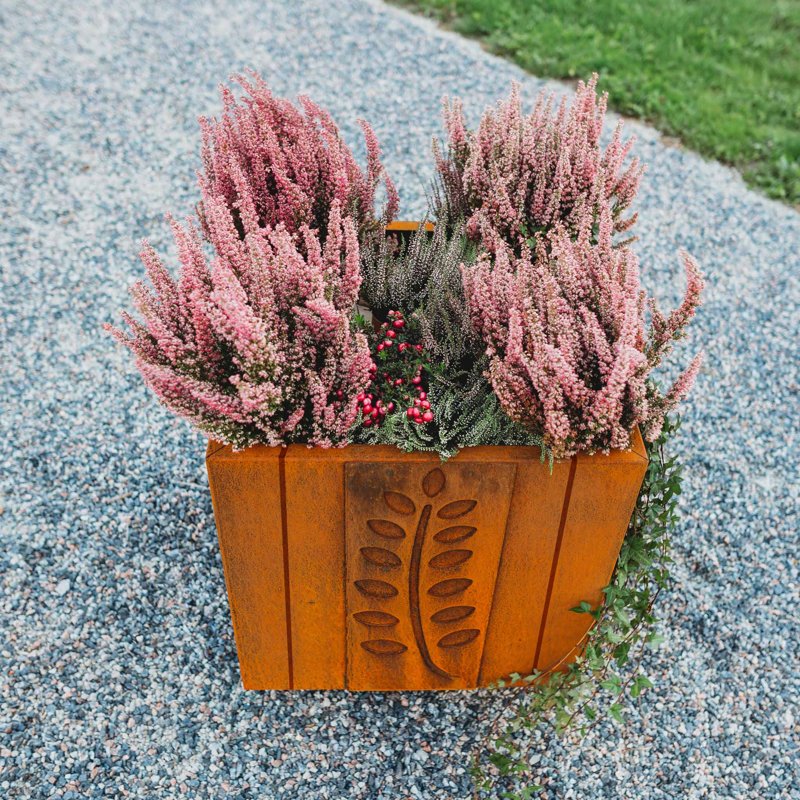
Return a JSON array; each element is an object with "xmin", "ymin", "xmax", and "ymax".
[{"xmin": 357, "ymin": 223, "xmax": 547, "ymax": 458}]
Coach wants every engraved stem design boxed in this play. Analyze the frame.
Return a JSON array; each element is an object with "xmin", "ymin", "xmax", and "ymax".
[
  {"xmin": 355, "ymin": 466, "xmax": 480, "ymax": 679},
  {"xmin": 408, "ymin": 503, "xmax": 453, "ymax": 680}
]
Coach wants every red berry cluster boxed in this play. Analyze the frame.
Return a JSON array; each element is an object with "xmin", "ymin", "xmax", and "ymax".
[{"xmin": 356, "ymin": 310, "xmax": 434, "ymax": 428}]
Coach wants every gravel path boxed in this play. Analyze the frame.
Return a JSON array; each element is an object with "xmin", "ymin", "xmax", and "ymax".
[{"xmin": 1, "ymin": 1, "xmax": 798, "ymax": 797}]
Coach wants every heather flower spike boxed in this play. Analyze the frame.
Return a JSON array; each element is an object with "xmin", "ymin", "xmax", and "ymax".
[
  {"xmin": 463, "ymin": 213, "xmax": 704, "ymax": 459},
  {"xmin": 434, "ymin": 74, "xmax": 644, "ymax": 250},
  {"xmin": 107, "ymin": 195, "xmax": 372, "ymax": 449},
  {"xmin": 198, "ymin": 72, "xmax": 398, "ymax": 243}
]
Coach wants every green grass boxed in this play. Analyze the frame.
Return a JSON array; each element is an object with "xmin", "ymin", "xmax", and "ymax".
[{"xmin": 394, "ymin": 0, "xmax": 800, "ymax": 205}]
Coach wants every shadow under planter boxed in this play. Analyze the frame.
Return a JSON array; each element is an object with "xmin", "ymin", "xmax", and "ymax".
[{"xmin": 206, "ymin": 434, "xmax": 647, "ymax": 691}]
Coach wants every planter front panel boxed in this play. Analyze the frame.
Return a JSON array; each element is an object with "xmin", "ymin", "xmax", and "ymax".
[
  {"xmin": 345, "ymin": 460, "xmax": 514, "ymax": 690},
  {"xmin": 206, "ymin": 436, "xmax": 648, "ymax": 691}
]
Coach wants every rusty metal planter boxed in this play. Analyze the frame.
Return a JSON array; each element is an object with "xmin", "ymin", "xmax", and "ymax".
[{"xmin": 206, "ymin": 432, "xmax": 647, "ymax": 691}]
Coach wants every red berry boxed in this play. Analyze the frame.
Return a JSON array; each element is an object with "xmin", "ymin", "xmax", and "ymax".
[
  {"xmin": 414, "ymin": 416, "xmax": 425, "ymax": 425},
  {"xmin": 398, "ymin": 342, "xmax": 407, "ymax": 353},
  {"xmin": 415, "ymin": 344, "xmax": 423, "ymax": 353},
  {"xmin": 376, "ymin": 343, "xmax": 384, "ymax": 352},
  {"xmin": 421, "ymin": 400, "xmax": 431, "ymax": 410},
  {"xmin": 422, "ymin": 411, "xmax": 434, "ymax": 423},
  {"xmin": 394, "ymin": 378, "xmax": 403, "ymax": 386},
  {"xmin": 414, "ymin": 399, "xmax": 422, "ymax": 407},
  {"xmin": 384, "ymin": 339, "xmax": 393, "ymax": 347},
  {"xmin": 385, "ymin": 329, "xmax": 396, "ymax": 339},
  {"xmin": 356, "ymin": 392, "xmax": 365, "ymax": 402},
  {"xmin": 412, "ymin": 376, "xmax": 422, "ymax": 386},
  {"xmin": 406, "ymin": 408, "xmax": 415, "ymax": 419},
  {"xmin": 387, "ymin": 402, "xmax": 395, "ymax": 412},
  {"xmin": 363, "ymin": 418, "xmax": 373, "ymax": 427},
  {"xmin": 393, "ymin": 319, "xmax": 405, "ymax": 329},
  {"xmin": 371, "ymin": 408, "xmax": 379, "ymax": 419},
  {"xmin": 418, "ymin": 391, "xmax": 427, "ymax": 400}
]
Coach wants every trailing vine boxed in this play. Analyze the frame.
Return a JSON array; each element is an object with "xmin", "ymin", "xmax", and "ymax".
[{"xmin": 471, "ymin": 415, "xmax": 684, "ymax": 798}]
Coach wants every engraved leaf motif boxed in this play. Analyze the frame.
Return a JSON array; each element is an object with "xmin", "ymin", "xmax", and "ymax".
[
  {"xmin": 434, "ymin": 525, "xmax": 477, "ymax": 544},
  {"xmin": 384, "ymin": 491, "xmax": 416, "ymax": 515},
  {"xmin": 427, "ymin": 578, "xmax": 472, "ymax": 597},
  {"xmin": 430, "ymin": 605, "xmax": 475, "ymax": 624},
  {"xmin": 437, "ymin": 499, "xmax": 477, "ymax": 519},
  {"xmin": 354, "ymin": 611, "xmax": 399, "ymax": 627},
  {"xmin": 437, "ymin": 629, "xmax": 480, "ymax": 648},
  {"xmin": 422, "ymin": 468, "xmax": 445, "ymax": 498},
  {"xmin": 367, "ymin": 519, "xmax": 406, "ymax": 539},
  {"xmin": 361, "ymin": 639, "xmax": 408, "ymax": 655},
  {"xmin": 355, "ymin": 579, "xmax": 398, "ymax": 598},
  {"xmin": 360, "ymin": 547, "xmax": 401, "ymax": 567},
  {"xmin": 429, "ymin": 549, "xmax": 473, "ymax": 569}
]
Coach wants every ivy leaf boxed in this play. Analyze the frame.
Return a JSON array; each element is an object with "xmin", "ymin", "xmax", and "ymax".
[{"xmin": 631, "ymin": 675, "xmax": 654, "ymax": 698}]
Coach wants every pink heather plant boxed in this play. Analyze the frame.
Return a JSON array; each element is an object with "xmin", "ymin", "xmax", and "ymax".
[
  {"xmin": 107, "ymin": 195, "xmax": 373, "ymax": 449},
  {"xmin": 434, "ymin": 74, "xmax": 643, "ymax": 250},
  {"xmin": 463, "ymin": 206, "xmax": 704, "ymax": 459},
  {"xmin": 199, "ymin": 72, "xmax": 399, "ymax": 242}
]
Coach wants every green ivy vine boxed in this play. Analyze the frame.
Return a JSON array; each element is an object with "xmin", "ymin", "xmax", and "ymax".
[{"xmin": 472, "ymin": 415, "xmax": 684, "ymax": 798}]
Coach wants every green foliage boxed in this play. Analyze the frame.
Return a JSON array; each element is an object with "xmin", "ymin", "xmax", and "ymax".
[
  {"xmin": 471, "ymin": 414, "xmax": 684, "ymax": 798},
  {"xmin": 356, "ymin": 363, "xmax": 550, "ymax": 460},
  {"xmin": 356, "ymin": 221, "xmax": 551, "ymax": 460},
  {"xmin": 394, "ymin": 0, "xmax": 800, "ymax": 204}
]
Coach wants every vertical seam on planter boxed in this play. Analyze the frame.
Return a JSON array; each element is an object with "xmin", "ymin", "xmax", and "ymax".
[
  {"xmin": 477, "ymin": 462, "xmax": 517, "ymax": 686},
  {"xmin": 342, "ymin": 461, "xmax": 349, "ymax": 691},
  {"xmin": 532, "ymin": 456, "xmax": 577, "ymax": 672},
  {"xmin": 278, "ymin": 446, "xmax": 294, "ymax": 689}
]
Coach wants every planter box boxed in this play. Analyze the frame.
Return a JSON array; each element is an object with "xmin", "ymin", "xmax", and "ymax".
[{"xmin": 206, "ymin": 432, "xmax": 647, "ymax": 691}]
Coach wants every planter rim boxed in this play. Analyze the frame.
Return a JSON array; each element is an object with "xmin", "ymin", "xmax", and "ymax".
[
  {"xmin": 384, "ymin": 220, "xmax": 434, "ymax": 233},
  {"xmin": 207, "ymin": 426, "xmax": 647, "ymax": 465}
]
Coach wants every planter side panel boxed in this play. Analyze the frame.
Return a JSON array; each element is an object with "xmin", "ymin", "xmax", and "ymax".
[
  {"xmin": 284, "ymin": 450, "xmax": 347, "ymax": 689},
  {"xmin": 206, "ymin": 447, "xmax": 290, "ymax": 689},
  {"xmin": 535, "ymin": 450, "xmax": 647, "ymax": 671},
  {"xmin": 479, "ymin": 456, "xmax": 572, "ymax": 684}
]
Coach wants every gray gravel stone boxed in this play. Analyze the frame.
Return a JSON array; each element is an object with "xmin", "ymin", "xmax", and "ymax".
[{"xmin": 1, "ymin": 0, "xmax": 798, "ymax": 798}]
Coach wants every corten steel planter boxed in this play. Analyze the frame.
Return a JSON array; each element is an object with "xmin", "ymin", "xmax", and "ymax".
[{"xmin": 206, "ymin": 431, "xmax": 648, "ymax": 691}]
